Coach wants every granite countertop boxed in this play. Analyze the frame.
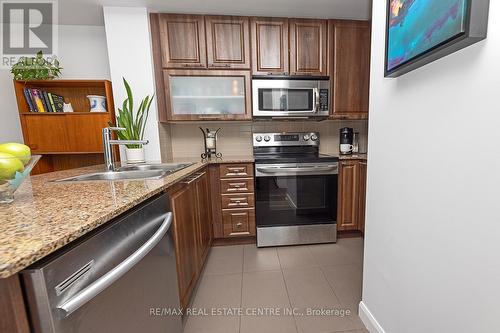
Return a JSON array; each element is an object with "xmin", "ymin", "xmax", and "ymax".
[
  {"xmin": 0, "ymin": 156, "xmax": 254, "ymax": 278},
  {"xmin": 338, "ymin": 153, "xmax": 367, "ymax": 160}
]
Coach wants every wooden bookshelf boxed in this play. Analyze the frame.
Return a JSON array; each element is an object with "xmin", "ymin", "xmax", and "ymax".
[{"xmin": 13, "ymin": 80, "xmax": 117, "ymax": 175}]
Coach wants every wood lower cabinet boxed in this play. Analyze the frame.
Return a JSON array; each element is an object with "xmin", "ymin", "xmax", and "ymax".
[
  {"xmin": 289, "ymin": 18, "xmax": 328, "ymax": 76},
  {"xmin": 169, "ymin": 181, "xmax": 199, "ymax": 310},
  {"xmin": 205, "ymin": 16, "xmax": 250, "ymax": 69},
  {"xmin": 169, "ymin": 168, "xmax": 213, "ymax": 309},
  {"xmin": 194, "ymin": 171, "xmax": 212, "ymax": 266},
  {"xmin": 337, "ymin": 159, "xmax": 367, "ymax": 232},
  {"xmin": 158, "ymin": 14, "xmax": 207, "ymax": 69},
  {"xmin": 212, "ymin": 163, "xmax": 256, "ymax": 239},
  {"xmin": 330, "ymin": 20, "xmax": 371, "ymax": 119},
  {"xmin": 251, "ymin": 17, "xmax": 289, "ymax": 75}
]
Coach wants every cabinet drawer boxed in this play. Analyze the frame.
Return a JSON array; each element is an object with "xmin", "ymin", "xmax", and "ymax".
[
  {"xmin": 222, "ymin": 209, "xmax": 256, "ymax": 237},
  {"xmin": 221, "ymin": 193, "xmax": 255, "ymax": 209},
  {"xmin": 220, "ymin": 178, "xmax": 254, "ymax": 194},
  {"xmin": 219, "ymin": 163, "xmax": 254, "ymax": 178}
]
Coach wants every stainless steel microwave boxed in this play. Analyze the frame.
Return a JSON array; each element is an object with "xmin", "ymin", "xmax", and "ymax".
[{"xmin": 252, "ymin": 77, "xmax": 330, "ymax": 119}]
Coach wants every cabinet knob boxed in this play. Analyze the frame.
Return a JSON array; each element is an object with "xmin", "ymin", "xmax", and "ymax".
[{"xmin": 236, "ymin": 223, "xmax": 243, "ymax": 228}]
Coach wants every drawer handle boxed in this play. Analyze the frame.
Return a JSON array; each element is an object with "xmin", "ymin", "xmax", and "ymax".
[
  {"xmin": 210, "ymin": 63, "xmax": 231, "ymax": 68},
  {"xmin": 182, "ymin": 63, "xmax": 204, "ymax": 67},
  {"xmin": 236, "ymin": 223, "xmax": 243, "ymax": 228},
  {"xmin": 228, "ymin": 167, "xmax": 245, "ymax": 172}
]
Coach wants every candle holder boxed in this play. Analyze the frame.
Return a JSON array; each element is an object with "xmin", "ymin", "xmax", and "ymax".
[{"xmin": 200, "ymin": 127, "xmax": 222, "ymax": 160}]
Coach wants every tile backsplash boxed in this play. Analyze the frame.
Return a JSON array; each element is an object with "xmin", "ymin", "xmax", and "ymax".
[{"xmin": 159, "ymin": 120, "xmax": 368, "ymax": 161}]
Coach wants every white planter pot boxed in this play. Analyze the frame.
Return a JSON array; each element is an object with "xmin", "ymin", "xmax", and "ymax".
[{"xmin": 125, "ymin": 147, "xmax": 145, "ymax": 163}]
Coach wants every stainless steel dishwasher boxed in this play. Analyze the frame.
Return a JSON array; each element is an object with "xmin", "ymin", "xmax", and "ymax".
[{"xmin": 22, "ymin": 193, "xmax": 182, "ymax": 333}]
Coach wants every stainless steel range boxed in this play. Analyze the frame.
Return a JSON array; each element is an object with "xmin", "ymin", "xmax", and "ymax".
[{"xmin": 253, "ymin": 132, "xmax": 338, "ymax": 247}]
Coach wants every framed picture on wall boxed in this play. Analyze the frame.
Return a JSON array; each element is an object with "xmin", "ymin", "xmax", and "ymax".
[{"xmin": 385, "ymin": 0, "xmax": 490, "ymax": 77}]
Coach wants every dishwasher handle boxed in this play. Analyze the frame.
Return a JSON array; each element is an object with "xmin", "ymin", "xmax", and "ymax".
[{"xmin": 57, "ymin": 212, "xmax": 173, "ymax": 317}]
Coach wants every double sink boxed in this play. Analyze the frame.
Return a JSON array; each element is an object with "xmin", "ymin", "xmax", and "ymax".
[{"xmin": 54, "ymin": 163, "xmax": 194, "ymax": 182}]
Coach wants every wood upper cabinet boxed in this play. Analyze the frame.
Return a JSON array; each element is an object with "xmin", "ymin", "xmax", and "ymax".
[
  {"xmin": 330, "ymin": 20, "xmax": 371, "ymax": 119},
  {"xmin": 170, "ymin": 183, "xmax": 199, "ymax": 309},
  {"xmin": 205, "ymin": 16, "xmax": 250, "ymax": 69},
  {"xmin": 194, "ymin": 171, "xmax": 212, "ymax": 266},
  {"xmin": 159, "ymin": 14, "xmax": 207, "ymax": 69},
  {"xmin": 251, "ymin": 17, "xmax": 289, "ymax": 75},
  {"xmin": 289, "ymin": 19, "xmax": 328, "ymax": 76},
  {"xmin": 163, "ymin": 69, "xmax": 252, "ymax": 121},
  {"xmin": 337, "ymin": 159, "xmax": 367, "ymax": 232}
]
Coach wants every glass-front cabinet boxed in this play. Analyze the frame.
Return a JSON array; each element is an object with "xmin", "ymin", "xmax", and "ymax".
[{"xmin": 164, "ymin": 70, "xmax": 251, "ymax": 121}]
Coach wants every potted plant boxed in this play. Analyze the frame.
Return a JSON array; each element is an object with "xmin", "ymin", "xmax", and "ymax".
[
  {"xmin": 111, "ymin": 78, "xmax": 154, "ymax": 163},
  {"xmin": 11, "ymin": 51, "xmax": 62, "ymax": 80}
]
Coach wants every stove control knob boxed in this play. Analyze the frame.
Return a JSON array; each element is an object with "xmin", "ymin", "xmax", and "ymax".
[
  {"xmin": 255, "ymin": 135, "xmax": 263, "ymax": 142},
  {"xmin": 264, "ymin": 135, "xmax": 271, "ymax": 142},
  {"xmin": 311, "ymin": 134, "xmax": 318, "ymax": 141},
  {"xmin": 303, "ymin": 134, "xmax": 310, "ymax": 141}
]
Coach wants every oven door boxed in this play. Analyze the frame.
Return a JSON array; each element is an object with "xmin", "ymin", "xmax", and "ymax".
[
  {"xmin": 255, "ymin": 163, "xmax": 338, "ymax": 227},
  {"xmin": 252, "ymin": 79, "xmax": 329, "ymax": 118}
]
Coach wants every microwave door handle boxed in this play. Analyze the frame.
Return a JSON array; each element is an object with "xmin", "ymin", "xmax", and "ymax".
[{"xmin": 314, "ymin": 88, "xmax": 320, "ymax": 113}]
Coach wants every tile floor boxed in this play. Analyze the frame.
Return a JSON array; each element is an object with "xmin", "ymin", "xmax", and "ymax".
[{"xmin": 183, "ymin": 237, "xmax": 367, "ymax": 333}]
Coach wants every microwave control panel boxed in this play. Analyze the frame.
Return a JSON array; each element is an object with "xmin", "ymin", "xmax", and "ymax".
[{"xmin": 319, "ymin": 89, "xmax": 329, "ymax": 111}]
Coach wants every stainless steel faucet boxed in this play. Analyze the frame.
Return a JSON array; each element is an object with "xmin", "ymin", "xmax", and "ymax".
[{"xmin": 102, "ymin": 127, "xmax": 149, "ymax": 171}]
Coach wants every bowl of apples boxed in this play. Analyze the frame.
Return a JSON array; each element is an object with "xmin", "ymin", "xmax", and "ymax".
[{"xmin": 0, "ymin": 143, "xmax": 40, "ymax": 204}]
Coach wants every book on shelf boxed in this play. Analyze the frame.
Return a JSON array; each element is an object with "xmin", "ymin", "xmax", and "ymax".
[
  {"xmin": 31, "ymin": 89, "xmax": 46, "ymax": 112},
  {"xmin": 23, "ymin": 88, "xmax": 36, "ymax": 112},
  {"xmin": 22, "ymin": 88, "xmax": 65, "ymax": 113},
  {"xmin": 41, "ymin": 91, "xmax": 53, "ymax": 112},
  {"xmin": 51, "ymin": 94, "xmax": 64, "ymax": 112}
]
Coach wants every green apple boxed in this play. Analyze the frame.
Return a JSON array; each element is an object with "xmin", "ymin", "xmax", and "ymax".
[
  {"xmin": 0, "ymin": 142, "xmax": 31, "ymax": 165},
  {"xmin": 0, "ymin": 152, "xmax": 24, "ymax": 180}
]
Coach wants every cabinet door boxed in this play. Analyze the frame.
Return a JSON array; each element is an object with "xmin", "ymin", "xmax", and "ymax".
[
  {"xmin": 170, "ymin": 184, "xmax": 198, "ymax": 309},
  {"xmin": 66, "ymin": 114, "xmax": 110, "ymax": 152},
  {"xmin": 205, "ymin": 16, "xmax": 250, "ymax": 69},
  {"xmin": 159, "ymin": 14, "xmax": 207, "ymax": 69},
  {"xmin": 357, "ymin": 161, "xmax": 367, "ymax": 233},
  {"xmin": 23, "ymin": 115, "xmax": 70, "ymax": 153},
  {"xmin": 251, "ymin": 17, "xmax": 289, "ymax": 75},
  {"xmin": 164, "ymin": 70, "xmax": 251, "ymax": 121},
  {"xmin": 337, "ymin": 160, "xmax": 359, "ymax": 231},
  {"xmin": 289, "ymin": 19, "xmax": 327, "ymax": 76},
  {"xmin": 330, "ymin": 21, "xmax": 371, "ymax": 118},
  {"xmin": 194, "ymin": 172, "xmax": 212, "ymax": 267}
]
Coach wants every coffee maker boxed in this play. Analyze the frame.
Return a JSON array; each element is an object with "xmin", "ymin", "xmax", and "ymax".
[{"xmin": 339, "ymin": 127, "xmax": 354, "ymax": 155}]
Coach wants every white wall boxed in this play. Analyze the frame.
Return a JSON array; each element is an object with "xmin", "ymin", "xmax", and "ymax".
[
  {"xmin": 361, "ymin": 1, "xmax": 500, "ymax": 333},
  {"xmin": 0, "ymin": 25, "xmax": 110, "ymax": 143},
  {"xmin": 103, "ymin": 7, "xmax": 161, "ymax": 162}
]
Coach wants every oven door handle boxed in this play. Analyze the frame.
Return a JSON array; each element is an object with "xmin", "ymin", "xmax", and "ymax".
[{"xmin": 257, "ymin": 165, "xmax": 338, "ymax": 174}]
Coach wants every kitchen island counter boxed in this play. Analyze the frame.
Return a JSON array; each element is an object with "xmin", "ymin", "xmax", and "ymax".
[{"xmin": 0, "ymin": 156, "xmax": 254, "ymax": 278}]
